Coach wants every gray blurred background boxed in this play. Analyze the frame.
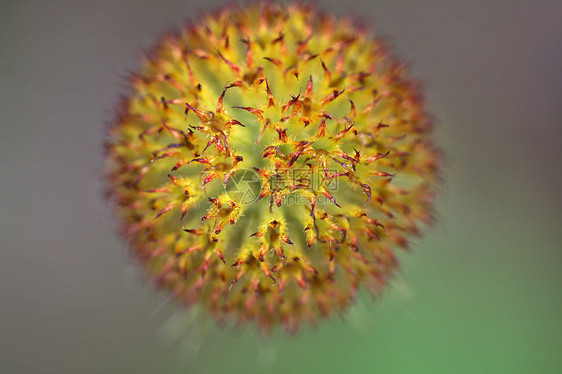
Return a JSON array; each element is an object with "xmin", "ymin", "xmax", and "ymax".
[{"xmin": 1, "ymin": 0, "xmax": 561, "ymax": 373}]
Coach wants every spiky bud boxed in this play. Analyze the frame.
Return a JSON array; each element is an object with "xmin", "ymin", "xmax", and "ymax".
[{"xmin": 105, "ymin": 1, "xmax": 441, "ymax": 332}]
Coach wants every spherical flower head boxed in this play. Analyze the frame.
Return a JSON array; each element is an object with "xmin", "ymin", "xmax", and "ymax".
[{"xmin": 105, "ymin": 1, "xmax": 441, "ymax": 332}]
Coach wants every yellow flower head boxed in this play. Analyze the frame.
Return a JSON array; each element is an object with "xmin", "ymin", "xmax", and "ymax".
[{"xmin": 105, "ymin": 1, "xmax": 441, "ymax": 332}]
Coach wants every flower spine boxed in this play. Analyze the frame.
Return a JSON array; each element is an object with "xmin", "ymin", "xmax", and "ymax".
[{"xmin": 105, "ymin": 1, "xmax": 441, "ymax": 332}]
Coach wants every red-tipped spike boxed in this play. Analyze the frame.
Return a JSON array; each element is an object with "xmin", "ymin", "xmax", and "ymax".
[
  {"xmin": 281, "ymin": 234, "xmax": 294, "ymax": 245},
  {"xmin": 335, "ymin": 50, "xmax": 344, "ymax": 75},
  {"xmin": 373, "ymin": 170, "xmax": 395, "ymax": 178},
  {"xmin": 276, "ymin": 128, "xmax": 288, "ymax": 142},
  {"xmin": 316, "ymin": 119, "xmax": 327, "ymax": 137},
  {"xmin": 215, "ymin": 48, "xmax": 241, "ymax": 75},
  {"xmin": 182, "ymin": 228, "xmax": 202, "ymax": 235},
  {"xmin": 322, "ymin": 88, "xmax": 345, "ymax": 105},
  {"xmin": 185, "ymin": 102, "xmax": 209, "ymax": 122},
  {"xmin": 202, "ymin": 173, "xmax": 216, "ymax": 186},
  {"xmin": 305, "ymin": 75, "xmax": 313, "ymax": 96},
  {"xmin": 217, "ymin": 84, "xmax": 228, "ymax": 113},
  {"xmin": 263, "ymin": 56, "xmax": 283, "ymax": 67},
  {"xmin": 240, "ymin": 37, "xmax": 254, "ymax": 67},
  {"xmin": 232, "ymin": 106, "xmax": 264, "ymax": 121},
  {"xmin": 265, "ymin": 77, "xmax": 275, "ymax": 107},
  {"xmin": 322, "ymin": 189, "xmax": 341, "ymax": 208},
  {"xmin": 155, "ymin": 202, "xmax": 175, "ymax": 219}
]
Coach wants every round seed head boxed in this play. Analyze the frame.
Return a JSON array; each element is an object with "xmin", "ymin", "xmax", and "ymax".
[{"xmin": 105, "ymin": 1, "xmax": 441, "ymax": 332}]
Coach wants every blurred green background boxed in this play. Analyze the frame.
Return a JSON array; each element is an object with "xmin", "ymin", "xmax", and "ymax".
[{"xmin": 1, "ymin": 0, "xmax": 560, "ymax": 373}]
